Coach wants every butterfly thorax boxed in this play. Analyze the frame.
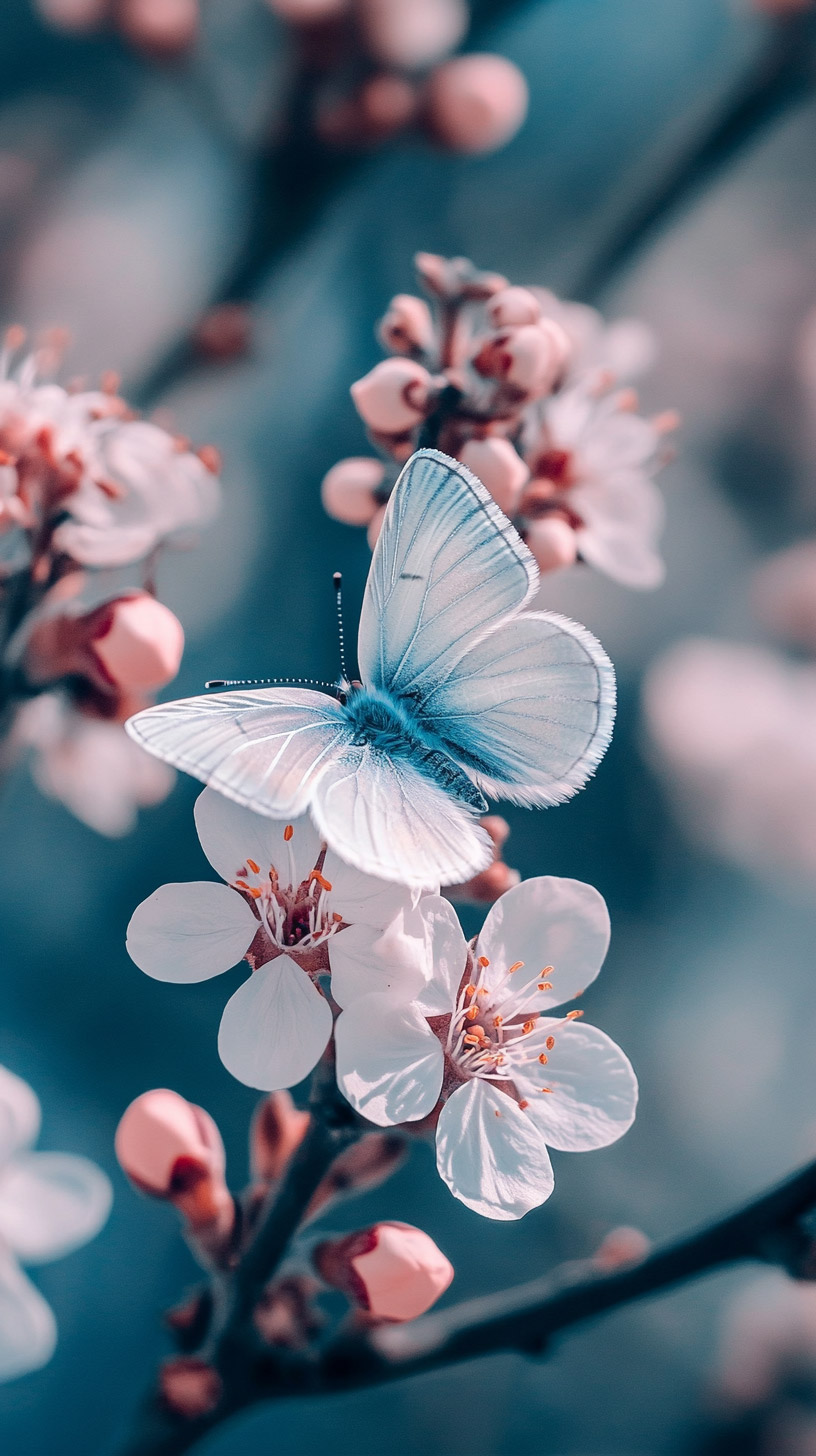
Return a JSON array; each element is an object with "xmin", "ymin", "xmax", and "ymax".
[{"xmin": 341, "ymin": 684, "xmax": 487, "ymax": 813}]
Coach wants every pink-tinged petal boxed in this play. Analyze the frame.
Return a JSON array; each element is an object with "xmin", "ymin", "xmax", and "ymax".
[
  {"xmin": 518, "ymin": 1019, "xmax": 638, "ymax": 1152},
  {"xmin": 335, "ymin": 995, "xmax": 443, "ymax": 1126},
  {"xmin": 412, "ymin": 895, "xmax": 468, "ymax": 1017},
  {"xmin": 581, "ymin": 412, "xmax": 659, "ymax": 473},
  {"xmin": 194, "ymin": 788, "xmax": 321, "ymax": 889},
  {"xmin": 329, "ymin": 918, "xmax": 428, "ymax": 1008},
  {"xmin": 476, "ymin": 877, "xmax": 610, "ymax": 1012},
  {"xmin": 127, "ymin": 882, "xmax": 257, "ymax": 983},
  {"xmin": 435, "ymin": 1081, "xmax": 554, "ymax": 1221},
  {"xmin": 321, "ymin": 851, "xmax": 416, "ymax": 929},
  {"xmin": 0, "ymin": 1252, "xmax": 56, "ymax": 1382},
  {"xmin": 0, "ymin": 1153, "xmax": 112, "ymax": 1264},
  {"xmin": 0, "ymin": 1066, "xmax": 40, "ymax": 1165},
  {"xmin": 573, "ymin": 471, "xmax": 665, "ymax": 590},
  {"xmin": 217, "ymin": 958, "xmax": 332, "ymax": 1092}
]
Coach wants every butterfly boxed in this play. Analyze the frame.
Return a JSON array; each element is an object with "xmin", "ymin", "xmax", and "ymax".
[{"xmin": 126, "ymin": 449, "xmax": 615, "ymax": 889}]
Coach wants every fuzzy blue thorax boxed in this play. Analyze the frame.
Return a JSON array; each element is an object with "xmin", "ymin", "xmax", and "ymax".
[{"xmin": 341, "ymin": 685, "xmax": 487, "ymax": 813}]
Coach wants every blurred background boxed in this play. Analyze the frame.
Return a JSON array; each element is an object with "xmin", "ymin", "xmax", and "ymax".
[{"xmin": 2, "ymin": 0, "xmax": 816, "ymax": 1451}]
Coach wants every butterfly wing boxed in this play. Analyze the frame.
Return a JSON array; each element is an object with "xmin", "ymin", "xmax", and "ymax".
[
  {"xmin": 358, "ymin": 447, "xmax": 615, "ymax": 808},
  {"xmin": 358, "ymin": 448, "xmax": 537, "ymax": 700},
  {"xmin": 310, "ymin": 743, "xmax": 492, "ymax": 889},
  {"xmin": 126, "ymin": 689, "xmax": 350, "ymax": 818}
]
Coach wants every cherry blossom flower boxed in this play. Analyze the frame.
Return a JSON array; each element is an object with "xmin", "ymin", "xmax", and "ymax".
[
  {"xmin": 127, "ymin": 787, "xmax": 429, "ymax": 1092},
  {"xmin": 336, "ymin": 878, "xmax": 637, "ymax": 1220},
  {"xmin": 0, "ymin": 1062, "xmax": 111, "ymax": 1382}
]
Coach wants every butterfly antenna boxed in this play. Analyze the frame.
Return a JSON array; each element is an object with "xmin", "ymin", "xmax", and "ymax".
[
  {"xmin": 333, "ymin": 571, "xmax": 349, "ymax": 684},
  {"xmin": 205, "ymin": 677, "xmax": 337, "ymax": 690}
]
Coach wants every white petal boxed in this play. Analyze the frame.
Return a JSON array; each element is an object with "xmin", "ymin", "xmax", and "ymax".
[
  {"xmin": 0, "ymin": 1252, "xmax": 56, "ymax": 1382},
  {"xmin": 573, "ymin": 471, "xmax": 665, "ymax": 590},
  {"xmin": 518, "ymin": 1018, "xmax": 638, "ymax": 1151},
  {"xmin": 0, "ymin": 1066, "xmax": 40, "ymax": 1165},
  {"xmin": 217, "ymin": 958, "xmax": 332, "ymax": 1091},
  {"xmin": 0, "ymin": 1153, "xmax": 112, "ymax": 1264},
  {"xmin": 194, "ymin": 788, "xmax": 321, "ymax": 889},
  {"xmin": 127, "ymin": 881, "xmax": 257, "ymax": 982},
  {"xmin": 476, "ymin": 877, "xmax": 610, "ymax": 1012},
  {"xmin": 581, "ymin": 411, "xmax": 658, "ymax": 472},
  {"xmin": 322, "ymin": 849, "xmax": 416, "ymax": 928},
  {"xmin": 335, "ymin": 994, "xmax": 443, "ymax": 1127},
  {"xmin": 329, "ymin": 918, "xmax": 428, "ymax": 1008},
  {"xmin": 411, "ymin": 896, "xmax": 469, "ymax": 1017},
  {"xmin": 435, "ymin": 1081, "xmax": 554, "ymax": 1221}
]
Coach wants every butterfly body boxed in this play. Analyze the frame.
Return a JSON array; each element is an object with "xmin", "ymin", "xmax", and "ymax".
[{"xmin": 127, "ymin": 449, "xmax": 616, "ymax": 888}]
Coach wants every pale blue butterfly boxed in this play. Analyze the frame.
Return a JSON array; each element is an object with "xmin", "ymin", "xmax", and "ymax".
[{"xmin": 126, "ymin": 449, "xmax": 615, "ymax": 889}]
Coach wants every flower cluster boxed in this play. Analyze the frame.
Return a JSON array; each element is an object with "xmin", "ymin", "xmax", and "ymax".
[
  {"xmin": 323, "ymin": 253, "xmax": 676, "ymax": 588},
  {"xmin": 0, "ymin": 1063, "xmax": 111, "ymax": 1382},
  {"xmin": 0, "ymin": 329, "xmax": 221, "ymax": 831}
]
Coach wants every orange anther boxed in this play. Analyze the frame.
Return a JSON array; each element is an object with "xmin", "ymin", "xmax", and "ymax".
[
  {"xmin": 508, "ymin": 961, "xmax": 524, "ymax": 974},
  {"xmin": 310, "ymin": 870, "xmax": 332, "ymax": 892},
  {"xmin": 546, "ymin": 1036, "xmax": 555, "ymax": 1050},
  {"xmin": 566, "ymin": 1009, "xmax": 583, "ymax": 1021},
  {"xmin": 464, "ymin": 984, "xmax": 476, "ymax": 999},
  {"xmin": 332, "ymin": 912, "xmax": 343, "ymax": 923},
  {"xmin": 538, "ymin": 1053, "xmax": 548, "ymax": 1065},
  {"xmin": 198, "ymin": 444, "xmax": 222, "ymax": 475},
  {"xmin": 522, "ymin": 1019, "xmax": 537, "ymax": 1034},
  {"xmin": 246, "ymin": 859, "xmax": 260, "ymax": 874},
  {"xmin": 235, "ymin": 879, "xmax": 250, "ymax": 890},
  {"xmin": 493, "ymin": 1015, "xmax": 503, "ymax": 1027},
  {"xmin": 540, "ymin": 1086, "xmax": 553, "ymax": 1094},
  {"xmin": 477, "ymin": 987, "xmax": 489, "ymax": 997},
  {"xmin": 478, "ymin": 956, "xmax": 490, "ymax": 968},
  {"xmin": 538, "ymin": 983, "xmax": 553, "ymax": 992},
  {"xmin": 494, "ymin": 1109, "xmax": 502, "ymax": 1118},
  {"xmin": 284, "ymin": 825, "xmax": 294, "ymax": 841},
  {"xmin": 100, "ymin": 370, "xmax": 121, "ymax": 396},
  {"xmin": 518, "ymin": 1099, "xmax": 529, "ymax": 1111},
  {"xmin": 463, "ymin": 1034, "xmax": 481, "ymax": 1047},
  {"xmin": 541, "ymin": 966, "xmax": 554, "ymax": 976},
  {"xmin": 248, "ymin": 887, "xmax": 262, "ymax": 900},
  {"xmin": 465, "ymin": 1006, "xmax": 479, "ymax": 1021},
  {"xmin": 4, "ymin": 325, "xmax": 26, "ymax": 351}
]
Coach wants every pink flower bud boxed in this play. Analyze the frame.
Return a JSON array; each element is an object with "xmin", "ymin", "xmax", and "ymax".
[
  {"xmin": 159, "ymin": 1357, "xmax": 221, "ymax": 1419},
  {"xmin": 194, "ymin": 303, "xmax": 252, "ymax": 362},
  {"xmin": 321, "ymin": 458, "xmax": 384, "ymax": 527},
  {"xmin": 314, "ymin": 1222, "xmax": 453, "ymax": 1321},
  {"xmin": 115, "ymin": 1089, "xmax": 230, "ymax": 1232},
  {"xmin": 593, "ymin": 1227, "xmax": 651, "ymax": 1271},
  {"xmin": 351, "ymin": 358, "xmax": 432, "ymax": 433},
  {"xmin": 359, "ymin": 75, "xmax": 418, "ymax": 139},
  {"xmin": 250, "ymin": 1091, "xmax": 311, "ymax": 1183},
  {"xmin": 360, "ymin": 0, "xmax": 467, "ymax": 70},
  {"xmin": 487, "ymin": 287, "xmax": 542, "ymax": 328},
  {"xmin": 35, "ymin": 0, "xmax": 107, "ymax": 29},
  {"xmin": 444, "ymin": 815, "xmax": 520, "ymax": 905},
  {"xmin": 307, "ymin": 1132, "xmax": 407, "ymax": 1219},
  {"xmin": 367, "ymin": 503, "xmax": 387, "ymax": 549},
  {"xmin": 378, "ymin": 294, "xmax": 435, "ymax": 357},
  {"xmin": 473, "ymin": 320, "xmax": 570, "ymax": 398},
  {"xmin": 265, "ymin": 0, "xmax": 348, "ymax": 20},
  {"xmin": 525, "ymin": 515, "xmax": 578, "ymax": 573},
  {"xmin": 119, "ymin": 0, "xmax": 199, "ymax": 55},
  {"xmin": 458, "ymin": 436, "xmax": 529, "ymax": 516},
  {"xmin": 91, "ymin": 594, "xmax": 184, "ymax": 693},
  {"xmin": 425, "ymin": 54, "xmax": 529, "ymax": 155}
]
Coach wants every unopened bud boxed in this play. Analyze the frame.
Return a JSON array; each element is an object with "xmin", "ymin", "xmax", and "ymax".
[
  {"xmin": 91, "ymin": 594, "xmax": 184, "ymax": 693},
  {"xmin": 159, "ymin": 1357, "xmax": 221, "ymax": 1419},
  {"xmin": 458, "ymin": 436, "xmax": 529, "ymax": 516},
  {"xmin": 444, "ymin": 815, "xmax": 520, "ymax": 905},
  {"xmin": 351, "ymin": 358, "xmax": 432, "ymax": 433},
  {"xmin": 425, "ymin": 54, "xmax": 528, "ymax": 155},
  {"xmin": 119, "ymin": 0, "xmax": 199, "ymax": 55},
  {"xmin": 115, "ymin": 1089, "xmax": 231, "ymax": 1233},
  {"xmin": 378, "ymin": 295, "xmax": 435, "ymax": 357},
  {"xmin": 525, "ymin": 515, "xmax": 578, "ymax": 573},
  {"xmin": 321, "ymin": 457, "xmax": 385, "ymax": 527},
  {"xmin": 314, "ymin": 1221, "xmax": 453, "ymax": 1321},
  {"xmin": 360, "ymin": 0, "xmax": 467, "ymax": 70},
  {"xmin": 487, "ymin": 287, "xmax": 542, "ymax": 328},
  {"xmin": 194, "ymin": 303, "xmax": 252, "ymax": 362},
  {"xmin": 593, "ymin": 1227, "xmax": 651, "ymax": 1271},
  {"xmin": 473, "ymin": 320, "xmax": 570, "ymax": 399},
  {"xmin": 359, "ymin": 75, "xmax": 418, "ymax": 139},
  {"xmin": 307, "ymin": 1131, "xmax": 407, "ymax": 1218},
  {"xmin": 250, "ymin": 1091, "xmax": 311, "ymax": 1183},
  {"xmin": 35, "ymin": 0, "xmax": 106, "ymax": 28}
]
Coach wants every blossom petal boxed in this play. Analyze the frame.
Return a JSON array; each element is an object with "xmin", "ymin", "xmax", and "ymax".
[
  {"xmin": 0, "ymin": 1252, "xmax": 56, "ymax": 1382},
  {"xmin": 476, "ymin": 877, "xmax": 610, "ymax": 1012},
  {"xmin": 435, "ymin": 1081, "xmax": 554, "ymax": 1221},
  {"xmin": 194, "ymin": 788, "xmax": 322, "ymax": 889},
  {"xmin": 322, "ymin": 850, "xmax": 416, "ymax": 928},
  {"xmin": 517, "ymin": 1018, "xmax": 638, "ymax": 1151},
  {"xmin": 411, "ymin": 896, "xmax": 469, "ymax": 1017},
  {"xmin": 335, "ymin": 994, "xmax": 443, "ymax": 1126},
  {"xmin": 329, "ymin": 918, "xmax": 428, "ymax": 1008},
  {"xmin": 573, "ymin": 471, "xmax": 665, "ymax": 590},
  {"xmin": 217, "ymin": 958, "xmax": 332, "ymax": 1091},
  {"xmin": 0, "ymin": 1153, "xmax": 112, "ymax": 1264},
  {"xmin": 127, "ymin": 881, "xmax": 257, "ymax": 983},
  {"xmin": 0, "ymin": 1066, "xmax": 40, "ymax": 1165}
]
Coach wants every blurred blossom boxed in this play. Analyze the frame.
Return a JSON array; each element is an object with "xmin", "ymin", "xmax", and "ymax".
[
  {"xmin": 325, "ymin": 253, "xmax": 674, "ymax": 589},
  {"xmin": 34, "ymin": 0, "xmax": 107, "ymax": 31},
  {"xmin": 753, "ymin": 539, "xmax": 816, "ymax": 651},
  {"xmin": 336, "ymin": 878, "xmax": 637, "ymax": 1220},
  {"xmin": 193, "ymin": 302, "xmax": 253, "ymax": 363},
  {"xmin": 126, "ymin": 788, "xmax": 428, "ymax": 1091},
  {"xmin": 0, "ymin": 1063, "xmax": 111, "ymax": 1382},
  {"xmin": 359, "ymin": 0, "xmax": 467, "ymax": 70},
  {"xmin": 643, "ymin": 639, "xmax": 816, "ymax": 885},
  {"xmin": 313, "ymin": 1221, "xmax": 453, "ymax": 1320},
  {"xmin": 424, "ymin": 54, "xmax": 529, "ymax": 155}
]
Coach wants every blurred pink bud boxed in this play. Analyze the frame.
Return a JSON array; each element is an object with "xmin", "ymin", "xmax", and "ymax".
[
  {"xmin": 593, "ymin": 1227, "xmax": 651, "ymax": 1271},
  {"xmin": 360, "ymin": 0, "xmax": 467, "ymax": 69},
  {"xmin": 525, "ymin": 515, "xmax": 578, "ymax": 573},
  {"xmin": 444, "ymin": 814, "xmax": 520, "ymax": 905},
  {"xmin": 487, "ymin": 287, "xmax": 542, "ymax": 328},
  {"xmin": 367, "ymin": 503, "xmax": 387, "ymax": 549},
  {"xmin": 159, "ymin": 1357, "xmax": 221, "ymax": 1419},
  {"xmin": 254, "ymin": 1275, "xmax": 322, "ymax": 1350},
  {"xmin": 314, "ymin": 1222, "xmax": 453, "ymax": 1321},
  {"xmin": 92, "ymin": 594, "xmax": 184, "ymax": 693},
  {"xmin": 194, "ymin": 303, "xmax": 252, "ymax": 363},
  {"xmin": 473, "ymin": 320, "xmax": 570, "ymax": 398},
  {"xmin": 115, "ymin": 1089, "xmax": 230, "ymax": 1231},
  {"xmin": 250, "ymin": 1091, "xmax": 311, "ymax": 1183},
  {"xmin": 425, "ymin": 54, "xmax": 529, "ymax": 155},
  {"xmin": 35, "ymin": 0, "xmax": 107, "ymax": 29},
  {"xmin": 458, "ymin": 436, "xmax": 529, "ymax": 516},
  {"xmin": 752, "ymin": 540, "xmax": 816, "ymax": 652},
  {"xmin": 119, "ymin": 0, "xmax": 198, "ymax": 55},
  {"xmin": 359, "ymin": 75, "xmax": 419, "ymax": 139},
  {"xmin": 307, "ymin": 1131, "xmax": 407, "ymax": 1218},
  {"xmin": 321, "ymin": 457, "xmax": 385, "ymax": 527},
  {"xmin": 378, "ymin": 295, "xmax": 435, "ymax": 357},
  {"xmin": 265, "ymin": 0, "xmax": 349, "ymax": 20},
  {"xmin": 351, "ymin": 358, "xmax": 432, "ymax": 433}
]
